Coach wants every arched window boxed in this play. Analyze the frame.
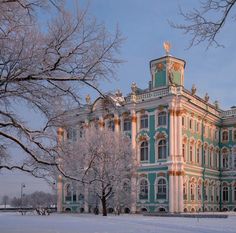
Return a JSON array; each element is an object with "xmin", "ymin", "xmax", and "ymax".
[
  {"xmin": 223, "ymin": 186, "xmax": 229, "ymax": 202},
  {"xmin": 183, "ymin": 183, "xmax": 187, "ymax": 200},
  {"xmin": 156, "ymin": 178, "xmax": 167, "ymax": 199},
  {"xmin": 222, "ymin": 131, "xmax": 229, "ymax": 141},
  {"xmin": 158, "ymin": 112, "xmax": 167, "ymax": 126},
  {"xmin": 65, "ymin": 184, "xmax": 72, "ymax": 202},
  {"xmin": 158, "ymin": 139, "xmax": 167, "ymax": 160},
  {"xmin": 140, "ymin": 114, "xmax": 148, "ymax": 129},
  {"xmin": 139, "ymin": 179, "xmax": 148, "ymax": 200},
  {"xmin": 190, "ymin": 184, "xmax": 195, "ymax": 200},
  {"xmin": 140, "ymin": 141, "xmax": 148, "ymax": 162}
]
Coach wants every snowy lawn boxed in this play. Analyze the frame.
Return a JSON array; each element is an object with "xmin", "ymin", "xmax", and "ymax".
[{"xmin": 0, "ymin": 212, "xmax": 236, "ymax": 233}]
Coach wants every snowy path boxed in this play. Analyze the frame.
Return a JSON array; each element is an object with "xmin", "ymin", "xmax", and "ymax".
[{"xmin": 0, "ymin": 212, "xmax": 236, "ymax": 233}]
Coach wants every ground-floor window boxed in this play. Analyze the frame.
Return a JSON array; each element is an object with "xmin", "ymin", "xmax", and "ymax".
[
  {"xmin": 139, "ymin": 179, "xmax": 149, "ymax": 200},
  {"xmin": 223, "ymin": 186, "xmax": 229, "ymax": 202}
]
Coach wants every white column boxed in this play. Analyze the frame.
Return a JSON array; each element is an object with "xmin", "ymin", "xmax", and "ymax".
[
  {"xmin": 174, "ymin": 174, "xmax": 178, "ymax": 212},
  {"xmin": 99, "ymin": 116, "xmax": 104, "ymax": 130},
  {"xmin": 114, "ymin": 114, "xmax": 120, "ymax": 133},
  {"xmin": 168, "ymin": 109, "xmax": 174, "ymax": 160},
  {"xmin": 57, "ymin": 175, "xmax": 63, "ymax": 213},
  {"xmin": 178, "ymin": 173, "xmax": 184, "ymax": 212},
  {"xmin": 131, "ymin": 110, "xmax": 137, "ymax": 213},
  {"xmin": 169, "ymin": 171, "xmax": 174, "ymax": 213}
]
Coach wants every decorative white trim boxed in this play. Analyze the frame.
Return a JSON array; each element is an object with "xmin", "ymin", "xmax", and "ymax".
[{"xmin": 155, "ymin": 176, "xmax": 168, "ymax": 202}]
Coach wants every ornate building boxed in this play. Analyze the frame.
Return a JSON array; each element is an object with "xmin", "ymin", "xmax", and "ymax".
[{"xmin": 57, "ymin": 44, "xmax": 236, "ymax": 213}]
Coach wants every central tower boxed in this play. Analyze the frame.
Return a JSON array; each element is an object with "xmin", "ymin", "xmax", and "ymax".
[{"xmin": 150, "ymin": 42, "xmax": 186, "ymax": 89}]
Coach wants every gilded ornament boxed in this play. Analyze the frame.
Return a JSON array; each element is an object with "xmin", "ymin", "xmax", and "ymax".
[{"xmin": 163, "ymin": 41, "xmax": 171, "ymax": 55}]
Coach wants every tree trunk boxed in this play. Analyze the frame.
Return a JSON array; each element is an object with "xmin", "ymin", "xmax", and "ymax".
[{"xmin": 101, "ymin": 195, "xmax": 107, "ymax": 216}]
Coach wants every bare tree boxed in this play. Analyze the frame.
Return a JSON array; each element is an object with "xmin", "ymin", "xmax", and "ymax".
[
  {"xmin": 61, "ymin": 128, "xmax": 135, "ymax": 216},
  {"xmin": 170, "ymin": 0, "xmax": 236, "ymax": 48},
  {"xmin": 0, "ymin": 0, "xmax": 123, "ymax": 178},
  {"xmin": 2, "ymin": 195, "xmax": 9, "ymax": 208}
]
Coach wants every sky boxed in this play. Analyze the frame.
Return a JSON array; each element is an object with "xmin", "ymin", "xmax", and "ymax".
[{"xmin": 1, "ymin": 0, "xmax": 236, "ymax": 200}]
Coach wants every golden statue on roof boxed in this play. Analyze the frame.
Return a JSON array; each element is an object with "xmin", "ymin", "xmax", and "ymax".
[{"xmin": 163, "ymin": 41, "xmax": 171, "ymax": 55}]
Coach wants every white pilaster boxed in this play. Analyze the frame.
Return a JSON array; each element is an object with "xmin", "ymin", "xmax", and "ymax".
[
  {"xmin": 178, "ymin": 174, "xmax": 184, "ymax": 212},
  {"xmin": 131, "ymin": 110, "xmax": 137, "ymax": 213},
  {"xmin": 169, "ymin": 172, "xmax": 174, "ymax": 213},
  {"xmin": 57, "ymin": 175, "xmax": 63, "ymax": 212},
  {"xmin": 114, "ymin": 114, "xmax": 120, "ymax": 133}
]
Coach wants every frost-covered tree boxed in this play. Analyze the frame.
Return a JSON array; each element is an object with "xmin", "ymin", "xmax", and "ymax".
[
  {"xmin": 171, "ymin": 0, "xmax": 236, "ymax": 48},
  {"xmin": 0, "ymin": 0, "xmax": 122, "ymax": 177},
  {"xmin": 61, "ymin": 128, "xmax": 135, "ymax": 216}
]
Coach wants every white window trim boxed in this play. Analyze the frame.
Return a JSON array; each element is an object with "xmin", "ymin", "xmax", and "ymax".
[
  {"xmin": 155, "ymin": 176, "xmax": 168, "ymax": 201},
  {"xmin": 138, "ymin": 177, "xmax": 150, "ymax": 202}
]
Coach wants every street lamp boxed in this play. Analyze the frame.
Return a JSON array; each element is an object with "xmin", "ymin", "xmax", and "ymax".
[{"xmin": 20, "ymin": 183, "xmax": 26, "ymax": 209}]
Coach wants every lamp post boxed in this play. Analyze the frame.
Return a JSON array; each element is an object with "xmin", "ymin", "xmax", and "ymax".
[{"xmin": 20, "ymin": 183, "xmax": 26, "ymax": 209}]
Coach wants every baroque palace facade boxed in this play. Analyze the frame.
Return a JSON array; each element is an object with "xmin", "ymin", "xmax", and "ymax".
[{"xmin": 57, "ymin": 46, "xmax": 236, "ymax": 213}]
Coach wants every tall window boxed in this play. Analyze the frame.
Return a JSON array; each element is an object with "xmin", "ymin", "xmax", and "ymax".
[
  {"xmin": 183, "ymin": 183, "xmax": 187, "ymax": 200},
  {"xmin": 190, "ymin": 184, "xmax": 195, "ymax": 200},
  {"xmin": 67, "ymin": 128, "xmax": 77, "ymax": 142},
  {"xmin": 209, "ymin": 186, "xmax": 213, "ymax": 202},
  {"xmin": 189, "ymin": 145, "xmax": 193, "ymax": 162},
  {"xmin": 158, "ymin": 139, "xmax": 167, "ymax": 160},
  {"xmin": 65, "ymin": 184, "xmax": 72, "ymax": 202},
  {"xmin": 216, "ymin": 186, "xmax": 219, "ymax": 202},
  {"xmin": 197, "ymin": 184, "xmax": 202, "ymax": 200},
  {"xmin": 139, "ymin": 179, "xmax": 148, "ymax": 200},
  {"xmin": 203, "ymin": 149, "xmax": 207, "ymax": 165},
  {"xmin": 209, "ymin": 149, "xmax": 213, "ymax": 168},
  {"xmin": 189, "ymin": 119, "xmax": 193, "ymax": 130},
  {"xmin": 222, "ymin": 131, "xmax": 229, "ymax": 141},
  {"xmin": 140, "ymin": 115, "xmax": 148, "ymax": 129},
  {"xmin": 182, "ymin": 117, "xmax": 185, "ymax": 127},
  {"xmin": 158, "ymin": 112, "xmax": 167, "ymax": 126},
  {"xmin": 234, "ymin": 186, "xmax": 236, "ymax": 202},
  {"xmin": 156, "ymin": 178, "xmax": 167, "ymax": 199},
  {"xmin": 223, "ymin": 186, "xmax": 229, "ymax": 202},
  {"xmin": 123, "ymin": 118, "xmax": 131, "ymax": 131},
  {"xmin": 196, "ymin": 147, "xmax": 200, "ymax": 164},
  {"xmin": 107, "ymin": 120, "xmax": 115, "ymax": 131},
  {"xmin": 204, "ymin": 185, "xmax": 208, "ymax": 201},
  {"xmin": 234, "ymin": 130, "xmax": 236, "ymax": 141},
  {"xmin": 140, "ymin": 141, "xmax": 148, "ymax": 162}
]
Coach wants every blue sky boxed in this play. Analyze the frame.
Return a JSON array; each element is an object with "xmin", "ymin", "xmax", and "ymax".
[{"xmin": 1, "ymin": 0, "xmax": 236, "ymax": 199}]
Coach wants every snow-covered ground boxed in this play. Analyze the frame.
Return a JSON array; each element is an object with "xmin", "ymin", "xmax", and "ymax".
[{"xmin": 0, "ymin": 212, "xmax": 236, "ymax": 233}]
